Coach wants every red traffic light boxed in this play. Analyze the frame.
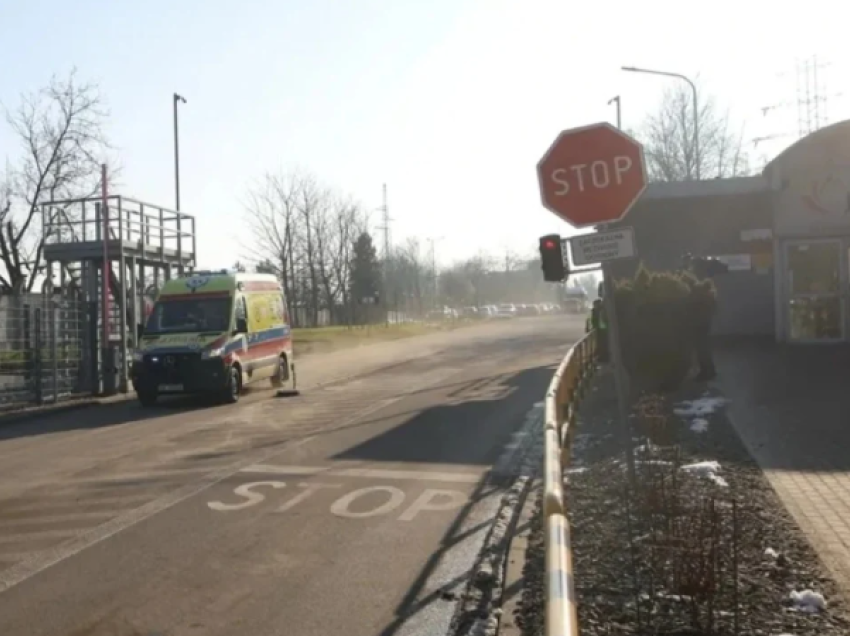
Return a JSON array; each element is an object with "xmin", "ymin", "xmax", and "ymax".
[{"xmin": 543, "ymin": 239, "xmax": 557, "ymax": 250}]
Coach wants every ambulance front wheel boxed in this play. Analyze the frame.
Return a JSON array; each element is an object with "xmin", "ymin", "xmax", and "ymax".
[{"xmin": 223, "ymin": 366, "xmax": 242, "ymax": 404}]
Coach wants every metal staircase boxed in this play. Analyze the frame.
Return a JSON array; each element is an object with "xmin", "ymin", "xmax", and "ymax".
[{"xmin": 41, "ymin": 195, "xmax": 196, "ymax": 394}]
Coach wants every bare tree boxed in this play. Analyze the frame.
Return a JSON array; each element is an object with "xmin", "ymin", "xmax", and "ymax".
[
  {"xmin": 638, "ymin": 83, "xmax": 750, "ymax": 182},
  {"xmin": 243, "ymin": 171, "xmax": 303, "ymax": 321},
  {"xmin": 243, "ymin": 169, "xmax": 368, "ymax": 327},
  {"xmin": 1, "ymin": 70, "xmax": 111, "ymax": 293},
  {"xmin": 326, "ymin": 194, "xmax": 365, "ymax": 324},
  {"xmin": 390, "ymin": 238, "xmax": 428, "ymax": 317}
]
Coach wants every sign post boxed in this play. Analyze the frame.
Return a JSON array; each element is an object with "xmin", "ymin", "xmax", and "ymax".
[{"xmin": 536, "ymin": 122, "xmax": 648, "ymax": 483}]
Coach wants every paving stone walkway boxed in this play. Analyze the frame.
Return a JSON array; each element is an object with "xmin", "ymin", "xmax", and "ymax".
[{"xmin": 716, "ymin": 341, "xmax": 850, "ymax": 592}]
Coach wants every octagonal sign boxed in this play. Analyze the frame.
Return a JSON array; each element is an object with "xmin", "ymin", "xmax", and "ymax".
[{"xmin": 537, "ymin": 122, "xmax": 647, "ymax": 229}]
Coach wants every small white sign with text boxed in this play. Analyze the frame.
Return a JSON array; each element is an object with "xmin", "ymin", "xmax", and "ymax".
[{"xmin": 570, "ymin": 227, "xmax": 637, "ymax": 267}]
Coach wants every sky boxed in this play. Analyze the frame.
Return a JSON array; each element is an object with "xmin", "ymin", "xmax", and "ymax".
[{"xmin": 1, "ymin": 0, "xmax": 849, "ymax": 271}]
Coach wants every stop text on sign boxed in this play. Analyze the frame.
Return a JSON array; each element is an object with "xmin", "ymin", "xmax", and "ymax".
[{"xmin": 550, "ymin": 156, "xmax": 634, "ymax": 196}]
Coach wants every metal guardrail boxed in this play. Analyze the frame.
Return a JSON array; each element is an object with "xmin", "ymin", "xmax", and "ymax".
[{"xmin": 543, "ymin": 331, "xmax": 597, "ymax": 636}]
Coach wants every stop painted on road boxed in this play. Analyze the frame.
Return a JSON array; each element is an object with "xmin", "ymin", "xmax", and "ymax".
[{"xmin": 207, "ymin": 481, "xmax": 469, "ymax": 521}]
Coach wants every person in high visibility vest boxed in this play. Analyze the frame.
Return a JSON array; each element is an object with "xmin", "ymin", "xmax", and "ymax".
[{"xmin": 587, "ymin": 299, "xmax": 610, "ymax": 362}]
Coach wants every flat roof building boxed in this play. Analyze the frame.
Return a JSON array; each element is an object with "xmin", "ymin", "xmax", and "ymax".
[{"xmin": 609, "ymin": 119, "xmax": 850, "ymax": 343}]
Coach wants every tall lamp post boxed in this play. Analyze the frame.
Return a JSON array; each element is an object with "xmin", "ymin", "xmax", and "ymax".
[
  {"xmin": 173, "ymin": 93, "xmax": 187, "ymax": 211},
  {"xmin": 621, "ymin": 66, "xmax": 700, "ymax": 180},
  {"xmin": 608, "ymin": 95, "xmax": 622, "ymax": 129}
]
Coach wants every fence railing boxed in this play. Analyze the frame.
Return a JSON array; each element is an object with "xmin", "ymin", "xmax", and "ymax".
[
  {"xmin": 41, "ymin": 195, "xmax": 197, "ymax": 262},
  {"xmin": 543, "ymin": 331, "xmax": 597, "ymax": 636}
]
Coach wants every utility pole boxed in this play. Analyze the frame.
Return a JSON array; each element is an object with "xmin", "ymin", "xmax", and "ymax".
[
  {"xmin": 173, "ymin": 93, "xmax": 187, "ymax": 211},
  {"xmin": 427, "ymin": 236, "xmax": 443, "ymax": 309},
  {"xmin": 375, "ymin": 184, "xmax": 392, "ymax": 325}
]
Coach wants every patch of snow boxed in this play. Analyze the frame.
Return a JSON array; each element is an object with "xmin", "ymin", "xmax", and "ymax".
[
  {"xmin": 680, "ymin": 460, "xmax": 729, "ymax": 487},
  {"xmin": 674, "ymin": 396, "xmax": 727, "ymax": 418},
  {"xmin": 765, "ymin": 547, "xmax": 779, "ymax": 559},
  {"xmin": 690, "ymin": 418, "xmax": 709, "ymax": 434},
  {"xmin": 790, "ymin": 589, "xmax": 827, "ymax": 613},
  {"xmin": 565, "ymin": 467, "xmax": 588, "ymax": 475}
]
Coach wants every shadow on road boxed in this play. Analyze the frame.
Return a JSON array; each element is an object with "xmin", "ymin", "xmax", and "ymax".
[
  {"xmin": 325, "ymin": 366, "xmax": 551, "ymax": 636},
  {"xmin": 331, "ymin": 364, "xmax": 553, "ymax": 466},
  {"xmin": 376, "ymin": 470, "xmax": 503, "ymax": 636}
]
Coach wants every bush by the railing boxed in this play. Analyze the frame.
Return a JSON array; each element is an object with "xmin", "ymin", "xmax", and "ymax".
[{"xmin": 615, "ymin": 264, "xmax": 717, "ymax": 393}]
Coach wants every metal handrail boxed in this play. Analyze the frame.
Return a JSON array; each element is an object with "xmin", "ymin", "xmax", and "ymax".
[{"xmin": 543, "ymin": 331, "xmax": 597, "ymax": 636}]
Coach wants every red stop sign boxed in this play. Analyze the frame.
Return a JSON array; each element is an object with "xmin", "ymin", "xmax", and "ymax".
[{"xmin": 537, "ymin": 122, "xmax": 647, "ymax": 228}]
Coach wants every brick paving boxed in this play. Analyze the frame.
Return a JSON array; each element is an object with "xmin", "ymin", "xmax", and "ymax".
[{"xmin": 716, "ymin": 341, "xmax": 850, "ymax": 592}]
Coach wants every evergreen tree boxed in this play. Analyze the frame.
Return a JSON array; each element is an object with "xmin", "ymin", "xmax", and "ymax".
[{"xmin": 349, "ymin": 232, "xmax": 381, "ymax": 312}]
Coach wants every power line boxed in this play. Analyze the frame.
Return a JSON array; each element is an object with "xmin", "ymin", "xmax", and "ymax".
[{"xmin": 756, "ymin": 55, "xmax": 842, "ymax": 156}]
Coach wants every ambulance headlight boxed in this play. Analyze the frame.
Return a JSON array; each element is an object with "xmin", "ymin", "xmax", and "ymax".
[{"xmin": 202, "ymin": 346, "xmax": 225, "ymax": 360}]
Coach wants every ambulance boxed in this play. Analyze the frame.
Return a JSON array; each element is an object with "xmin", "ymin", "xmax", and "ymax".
[{"xmin": 131, "ymin": 270, "xmax": 294, "ymax": 406}]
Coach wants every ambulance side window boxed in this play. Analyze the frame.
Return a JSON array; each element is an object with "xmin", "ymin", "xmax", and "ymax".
[{"xmin": 235, "ymin": 295, "xmax": 248, "ymax": 330}]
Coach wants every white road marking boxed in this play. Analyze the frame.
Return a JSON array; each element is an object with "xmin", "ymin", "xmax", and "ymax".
[
  {"xmin": 205, "ymin": 480, "xmax": 471, "ymax": 519},
  {"xmin": 64, "ymin": 465, "xmax": 226, "ymax": 486},
  {"xmin": 0, "ymin": 512, "xmax": 115, "ymax": 528},
  {"xmin": 240, "ymin": 464, "xmax": 482, "ymax": 484},
  {"xmin": 330, "ymin": 486, "xmax": 406, "ymax": 519},
  {"xmin": 0, "ymin": 529, "xmax": 82, "ymax": 545},
  {"xmin": 0, "ymin": 493, "xmax": 157, "ymax": 513},
  {"xmin": 397, "ymin": 489, "xmax": 467, "ymax": 522},
  {"xmin": 207, "ymin": 481, "xmax": 286, "ymax": 511},
  {"xmin": 276, "ymin": 482, "xmax": 342, "ymax": 513}
]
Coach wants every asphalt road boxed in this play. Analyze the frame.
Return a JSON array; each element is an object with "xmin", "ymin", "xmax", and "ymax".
[{"xmin": 0, "ymin": 315, "xmax": 585, "ymax": 636}]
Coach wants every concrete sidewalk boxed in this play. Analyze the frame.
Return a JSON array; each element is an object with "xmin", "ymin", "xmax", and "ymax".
[{"xmin": 716, "ymin": 340, "xmax": 850, "ymax": 593}]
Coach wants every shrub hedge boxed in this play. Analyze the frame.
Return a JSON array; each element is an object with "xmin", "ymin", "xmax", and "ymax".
[{"xmin": 613, "ymin": 263, "xmax": 717, "ymax": 393}]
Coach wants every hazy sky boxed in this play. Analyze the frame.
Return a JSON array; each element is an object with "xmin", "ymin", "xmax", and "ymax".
[{"xmin": 1, "ymin": 0, "xmax": 848, "ymax": 270}]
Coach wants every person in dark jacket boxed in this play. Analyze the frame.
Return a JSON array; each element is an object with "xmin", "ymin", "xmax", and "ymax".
[
  {"xmin": 587, "ymin": 298, "xmax": 609, "ymax": 363},
  {"xmin": 683, "ymin": 254, "xmax": 727, "ymax": 381}
]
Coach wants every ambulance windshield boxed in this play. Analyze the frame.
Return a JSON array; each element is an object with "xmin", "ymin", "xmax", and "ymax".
[{"xmin": 145, "ymin": 297, "xmax": 232, "ymax": 334}]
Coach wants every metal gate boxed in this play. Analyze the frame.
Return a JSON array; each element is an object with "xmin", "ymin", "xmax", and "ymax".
[{"xmin": 0, "ymin": 289, "xmax": 90, "ymax": 409}]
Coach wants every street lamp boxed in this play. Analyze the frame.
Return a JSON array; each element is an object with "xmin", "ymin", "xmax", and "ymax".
[
  {"xmin": 608, "ymin": 95, "xmax": 622, "ymax": 129},
  {"xmin": 173, "ymin": 93, "xmax": 187, "ymax": 211},
  {"xmin": 621, "ymin": 66, "xmax": 700, "ymax": 180}
]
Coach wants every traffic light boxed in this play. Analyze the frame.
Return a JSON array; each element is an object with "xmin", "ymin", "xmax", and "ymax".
[{"xmin": 539, "ymin": 234, "xmax": 567, "ymax": 282}]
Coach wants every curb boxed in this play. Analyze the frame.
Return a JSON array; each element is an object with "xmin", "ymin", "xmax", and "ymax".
[{"xmin": 498, "ymin": 477, "xmax": 541, "ymax": 636}]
